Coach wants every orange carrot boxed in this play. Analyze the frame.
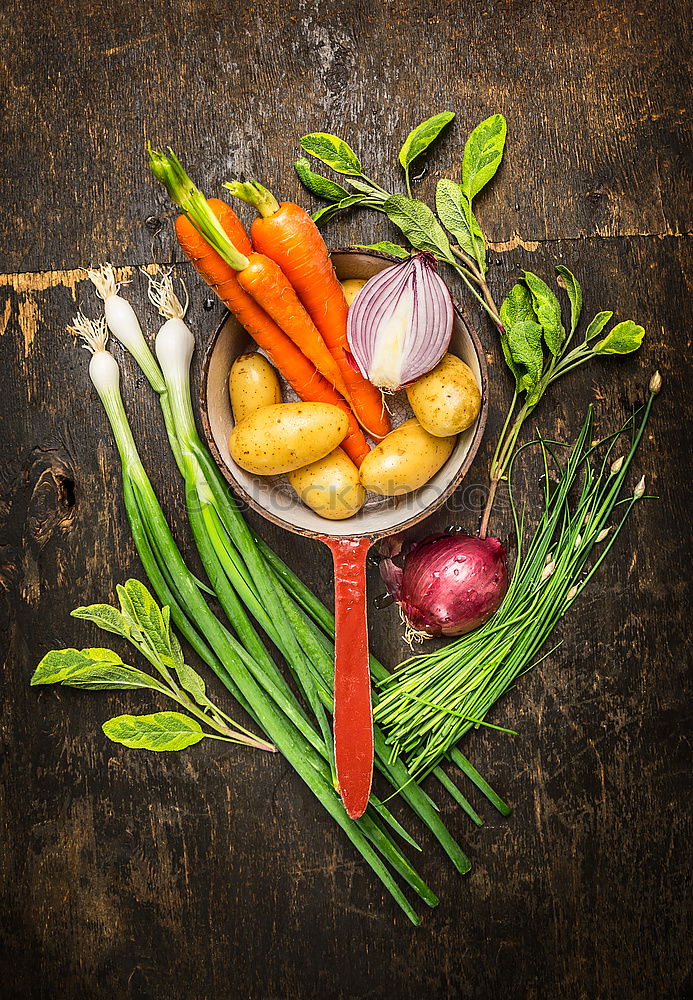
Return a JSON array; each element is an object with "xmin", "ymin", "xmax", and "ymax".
[
  {"xmin": 226, "ymin": 182, "xmax": 391, "ymax": 440},
  {"xmin": 175, "ymin": 204, "xmax": 370, "ymax": 466}
]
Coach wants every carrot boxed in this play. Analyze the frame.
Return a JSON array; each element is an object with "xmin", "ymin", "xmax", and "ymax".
[
  {"xmin": 175, "ymin": 204, "xmax": 370, "ymax": 467},
  {"xmin": 234, "ymin": 253, "xmax": 350, "ymax": 401},
  {"xmin": 226, "ymin": 181, "xmax": 391, "ymax": 440}
]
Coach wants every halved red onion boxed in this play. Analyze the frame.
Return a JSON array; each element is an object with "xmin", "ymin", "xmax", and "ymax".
[{"xmin": 346, "ymin": 253, "xmax": 453, "ymax": 392}]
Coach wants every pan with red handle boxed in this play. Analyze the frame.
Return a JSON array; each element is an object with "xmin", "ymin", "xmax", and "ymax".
[{"xmin": 200, "ymin": 249, "xmax": 488, "ymax": 818}]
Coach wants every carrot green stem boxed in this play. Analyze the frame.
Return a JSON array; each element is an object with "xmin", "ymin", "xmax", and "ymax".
[
  {"xmin": 224, "ymin": 179, "xmax": 280, "ymax": 218},
  {"xmin": 147, "ymin": 145, "xmax": 250, "ymax": 270}
]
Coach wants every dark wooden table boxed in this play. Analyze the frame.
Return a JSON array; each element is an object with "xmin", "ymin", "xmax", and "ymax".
[{"xmin": 1, "ymin": 2, "xmax": 690, "ymax": 997}]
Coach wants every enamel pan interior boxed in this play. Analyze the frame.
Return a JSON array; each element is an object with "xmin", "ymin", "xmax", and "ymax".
[{"xmin": 200, "ymin": 249, "xmax": 488, "ymax": 541}]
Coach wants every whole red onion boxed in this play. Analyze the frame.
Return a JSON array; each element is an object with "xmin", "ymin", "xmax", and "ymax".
[{"xmin": 379, "ymin": 532, "xmax": 508, "ymax": 638}]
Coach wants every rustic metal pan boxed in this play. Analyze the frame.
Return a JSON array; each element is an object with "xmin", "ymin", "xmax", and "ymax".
[{"xmin": 200, "ymin": 249, "xmax": 488, "ymax": 818}]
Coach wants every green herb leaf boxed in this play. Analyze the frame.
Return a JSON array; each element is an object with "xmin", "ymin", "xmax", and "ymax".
[
  {"xmin": 31, "ymin": 647, "xmax": 166, "ymax": 692},
  {"xmin": 399, "ymin": 111, "xmax": 455, "ymax": 170},
  {"xmin": 32, "ymin": 648, "xmax": 94, "ymax": 684},
  {"xmin": 312, "ymin": 194, "xmax": 364, "ymax": 226},
  {"xmin": 523, "ymin": 271, "xmax": 565, "ymax": 357},
  {"xmin": 353, "ymin": 242, "xmax": 410, "ymax": 258},
  {"xmin": 102, "ymin": 712, "xmax": 205, "ymax": 751},
  {"xmin": 592, "ymin": 320, "xmax": 645, "ymax": 355},
  {"xmin": 71, "ymin": 603, "xmax": 131, "ymax": 638},
  {"xmin": 584, "ymin": 311, "xmax": 614, "ymax": 341},
  {"xmin": 173, "ymin": 660, "xmax": 208, "ymax": 704},
  {"xmin": 461, "ymin": 114, "xmax": 507, "ymax": 200},
  {"xmin": 117, "ymin": 579, "xmax": 171, "ymax": 661},
  {"xmin": 555, "ymin": 266, "xmax": 583, "ymax": 335},
  {"xmin": 346, "ymin": 178, "xmax": 382, "ymax": 195},
  {"xmin": 435, "ymin": 179, "xmax": 486, "ymax": 271},
  {"xmin": 300, "ymin": 133, "xmax": 362, "ymax": 176},
  {"xmin": 81, "ymin": 648, "xmax": 125, "ymax": 664},
  {"xmin": 61, "ymin": 663, "xmax": 167, "ymax": 691},
  {"xmin": 294, "ymin": 158, "xmax": 350, "ymax": 202},
  {"xmin": 500, "ymin": 283, "xmax": 535, "ymax": 330},
  {"xmin": 507, "ymin": 320, "xmax": 544, "ymax": 393},
  {"xmin": 383, "ymin": 195, "xmax": 454, "ymax": 261}
]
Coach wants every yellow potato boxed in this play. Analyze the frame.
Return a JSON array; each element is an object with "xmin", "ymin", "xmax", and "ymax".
[
  {"xmin": 406, "ymin": 353, "xmax": 481, "ymax": 437},
  {"xmin": 288, "ymin": 448, "xmax": 366, "ymax": 520},
  {"xmin": 359, "ymin": 418, "xmax": 456, "ymax": 496},
  {"xmin": 229, "ymin": 402, "xmax": 349, "ymax": 476},
  {"xmin": 229, "ymin": 352, "xmax": 281, "ymax": 423},
  {"xmin": 341, "ymin": 278, "xmax": 368, "ymax": 308}
]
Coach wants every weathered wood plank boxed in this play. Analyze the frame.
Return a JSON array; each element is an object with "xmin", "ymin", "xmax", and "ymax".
[
  {"xmin": 1, "ymin": 232, "xmax": 690, "ymax": 999},
  {"xmin": 1, "ymin": 0, "xmax": 691, "ymax": 995},
  {"xmin": 0, "ymin": 0, "xmax": 690, "ymax": 274}
]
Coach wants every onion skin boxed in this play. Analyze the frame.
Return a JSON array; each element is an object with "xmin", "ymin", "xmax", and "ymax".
[{"xmin": 380, "ymin": 532, "xmax": 508, "ymax": 638}]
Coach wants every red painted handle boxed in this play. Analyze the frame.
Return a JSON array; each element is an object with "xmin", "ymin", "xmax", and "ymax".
[{"xmin": 320, "ymin": 536, "xmax": 373, "ymax": 819}]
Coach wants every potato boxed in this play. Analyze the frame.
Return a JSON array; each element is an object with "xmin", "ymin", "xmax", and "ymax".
[
  {"xmin": 406, "ymin": 353, "xmax": 481, "ymax": 437},
  {"xmin": 288, "ymin": 448, "xmax": 365, "ymax": 520},
  {"xmin": 229, "ymin": 402, "xmax": 349, "ymax": 476},
  {"xmin": 359, "ymin": 418, "xmax": 456, "ymax": 496},
  {"xmin": 341, "ymin": 278, "xmax": 368, "ymax": 308},
  {"xmin": 229, "ymin": 352, "xmax": 281, "ymax": 423}
]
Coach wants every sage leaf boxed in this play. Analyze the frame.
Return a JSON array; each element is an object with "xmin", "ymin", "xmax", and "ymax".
[
  {"xmin": 312, "ymin": 194, "xmax": 364, "ymax": 226},
  {"xmin": 584, "ymin": 310, "xmax": 613, "ymax": 341},
  {"xmin": 31, "ymin": 648, "xmax": 166, "ymax": 692},
  {"xmin": 118, "ymin": 580, "xmax": 171, "ymax": 661},
  {"xmin": 300, "ymin": 133, "xmax": 362, "ymax": 176},
  {"xmin": 71, "ymin": 603, "xmax": 131, "ymax": 639},
  {"xmin": 500, "ymin": 283, "xmax": 535, "ymax": 330},
  {"xmin": 523, "ymin": 271, "xmax": 565, "ymax": 357},
  {"xmin": 354, "ymin": 242, "xmax": 410, "ymax": 258},
  {"xmin": 592, "ymin": 320, "xmax": 645, "ymax": 355},
  {"xmin": 399, "ymin": 111, "xmax": 455, "ymax": 170},
  {"xmin": 173, "ymin": 659, "xmax": 208, "ymax": 705},
  {"xmin": 81, "ymin": 648, "xmax": 125, "ymax": 665},
  {"xmin": 499, "ymin": 332, "xmax": 522, "ymax": 385},
  {"xmin": 102, "ymin": 712, "xmax": 205, "ymax": 751},
  {"xmin": 32, "ymin": 647, "xmax": 94, "ymax": 685},
  {"xmin": 294, "ymin": 158, "xmax": 350, "ymax": 202},
  {"xmin": 61, "ymin": 663, "xmax": 169, "ymax": 692},
  {"xmin": 383, "ymin": 194, "xmax": 454, "ymax": 261},
  {"xmin": 507, "ymin": 320, "xmax": 544, "ymax": 392},
  {"xmin": 461, "ymin": 114, "xmax": 507, "ymax": 200},
  {"xmin": 555, "ymin": 265, "xmax": 583, "ymax": 335},
  {"xmin": 435, "ymin": 179, "xmax": 486, "ymax": 271}
]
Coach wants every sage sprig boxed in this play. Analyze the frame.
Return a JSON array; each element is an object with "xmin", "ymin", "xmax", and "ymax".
[
  {"xmin": 483, "ymin": 267, "xmax": 645, "ymax": 535},
  {"xmin": 295, "ymin": 114, "xmax": 646, "ymax": 535},
  {"xmin": 32, "ymin": 579, "xmax": 275, "ymax": 753}
]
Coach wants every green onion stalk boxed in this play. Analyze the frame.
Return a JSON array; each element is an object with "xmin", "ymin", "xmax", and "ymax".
[
  {"xmin": 72, "ymin": 312, "xmax": 440, "ymax": 923},
  {"xmin": 374, "ymin": 378, "xmax": 660, "ymax": 778}
]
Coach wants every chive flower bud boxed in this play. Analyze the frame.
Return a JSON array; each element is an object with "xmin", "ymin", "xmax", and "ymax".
[
  {"xmin": 541, "ymin": 561, "xmax": 555, "ymax": 581},
  {"xmin": 595, "ymin": 527, "xmax": 611, "ymax": 543},
  {"xmin": 567, "ymin": 585, "xmax": 579, "ymax": 601},
  {"xmin": 649, "ymin": 370, "xmax": 662, "ymax": 395},
  {"xmin": 634, "ymin": 475, "xmax": 646, "ymax": 500},
  {"xmin": 610, "ymin": 456, "xmax": 624, "ymax": 475}
]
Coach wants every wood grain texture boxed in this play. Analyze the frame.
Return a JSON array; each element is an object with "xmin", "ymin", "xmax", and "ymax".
[{"xmin": 0, "ymin": 1, "xmax": 691, "ymax": 998}]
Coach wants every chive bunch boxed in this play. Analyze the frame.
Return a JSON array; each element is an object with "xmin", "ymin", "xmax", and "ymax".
[{"xmin": 375, "ymin": 379, "xmax": 659, "ymax": 778}]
